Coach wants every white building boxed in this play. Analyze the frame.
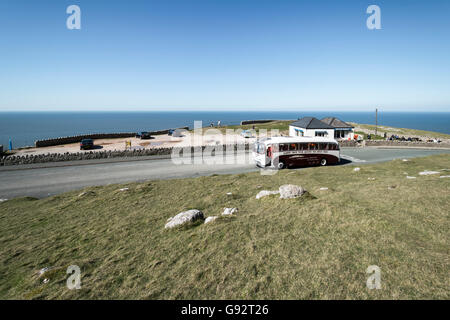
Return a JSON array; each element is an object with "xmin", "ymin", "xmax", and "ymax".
[
  {"xmin": 289, "ymin": 117, "xmax": 335, "ymax": 138},
  {"xmin": 289, "ymin": 116, "xmax": 355, "ymax": 140},
  {"xmin": 321, "ymin": 117, "xmax": 355, "ymax": 140}
]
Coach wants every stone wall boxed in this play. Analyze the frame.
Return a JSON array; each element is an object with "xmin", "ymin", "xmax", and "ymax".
[
  {"xmin": 34, "ymin": 127, "xmax": 190, "ymax": 148},
  {"xmin": 1, "ymin": 143, "xmax": 251, "ymax": 166},
  {"xmin": 365, "ymin": 140, "xmax": 450, "ymax": 148},
  {"xmin": 338, "ymin": 140, "xmax": 359, "ymax": 147},
  {"xmin": 240, "ymin": 120, "xmax": 277, "ymax": 125}
]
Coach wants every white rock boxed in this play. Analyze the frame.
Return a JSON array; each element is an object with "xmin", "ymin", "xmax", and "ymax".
[
  {"xmin": 256, "ymin": 190, "xmax": 279, "ymax": 199},
  {"xmin": 0, "ymin": 199, "xmax": 7, "ymax": 202},
  {"xmin": 406, "ymin": 176, "xmax": 416, "ymax": 179},
  {"xmin": 353, "ymin": 167, "xmax": 360, "ymax": 172},
  {"xmin": 419, "ymin": 171, "xmax": 440, "ymax": 176},
  {"xmin": 226, "ymin": 192, "xmax": 232, "ymax": 196},
  {"xmin": 402, "ymin": 159, "xmax": 409, "ymax": 162},
  {"xmin": 279, "ymin": 184, "xmax": 306, "ymax": 199},
  {"xmin": 164, "ymin": 209, "xmax": 204, "ymax": 229},
  {"xmin": 39, "ymin": 267, "xmax": 50, "ymax": 276},
  {"xmin": 319, "ymin": 187, "xmax": 328, "ymax": 191},
  {"xmin": 368, "ymin": 178, "xmax": 376, "ymax": 181},
  {"xmin": 43, "ymin": 278, "xmax": 50, "ymax": 284},
  {"xmin": 222, "ymin": 208, "xmax": 238, "ymax": 216},
  {"xmin": 78, "ymin": 191, "xmax": 95, "ymax": 197},
  {"xmin": 205, "ymin": 216, "xmax": 218, "ymax": 224},
  {"xmin": 119, "ymin": 188, "xmax": 129, "ymax": 192},
  {"xmin": 439, "ymin": 175, "xmax": 450, "ymax": 178}
]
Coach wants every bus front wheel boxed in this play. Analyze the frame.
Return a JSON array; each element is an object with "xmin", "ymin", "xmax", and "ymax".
[
  {"xmin": 320, "ymin": 158, "xmax": 327, "ymax": 166},
  {"xmin": 277, "ymin": 161, "xmax": 285, "ymax": 170}
]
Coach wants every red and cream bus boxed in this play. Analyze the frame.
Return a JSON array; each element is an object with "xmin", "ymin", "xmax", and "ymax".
[{"xmin": 253, "ymin": 136, "xmax": 340, "ymax": 169}]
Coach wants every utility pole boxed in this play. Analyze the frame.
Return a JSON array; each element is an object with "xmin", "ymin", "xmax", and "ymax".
[{"xmin": 375, "ymin": 108, "xmax": 378, "ymax": 137}]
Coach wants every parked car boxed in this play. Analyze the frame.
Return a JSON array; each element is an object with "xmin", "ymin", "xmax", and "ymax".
[
  {"xmin": 80, "ymin": 138, "xmax": 94, "ymax": 150},
  {"xmin": 136, "ymin": 131, "xmax": 152, "ymax": 139},
  {"xmin": 240, "ymin": 130, "xmax": 254, "ymax": 138}
]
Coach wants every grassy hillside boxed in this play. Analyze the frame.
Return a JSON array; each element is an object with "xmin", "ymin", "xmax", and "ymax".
[
  {"xmin": 351, "ymin": 123, "xmax": 450, "ymax": 140},
  {"xmin": 203, "ymin": 120, "xmax": 292, "ymax": 135},
  {"xmin": 0, "ymin": 154, "xmax": 449, "ymax": 299}
]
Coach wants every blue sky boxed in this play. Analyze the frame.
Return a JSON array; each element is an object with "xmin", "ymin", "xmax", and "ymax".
[{"xmin": 0, "ymin": 0, "xmax": 449, "ymax": 112}]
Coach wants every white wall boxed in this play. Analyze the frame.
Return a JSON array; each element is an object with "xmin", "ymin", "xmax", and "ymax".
[{"xmin": 289, "ymin": 126, "xmax": 334, "ymax": 138}]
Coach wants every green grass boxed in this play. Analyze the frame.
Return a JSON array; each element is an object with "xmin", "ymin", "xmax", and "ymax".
[
  {"xmin": 197, "ymin": 120, "xmax": 292, "ymax": 135},
  {"xmin": 1, "ymin": 154, "xmax": 449, "ymax": 299},
  {"xmin": 354, "ymin": 131, "xmax": 385, "ymax": 140}
]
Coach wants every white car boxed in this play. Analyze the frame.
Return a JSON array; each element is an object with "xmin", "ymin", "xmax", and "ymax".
[{"xmin": 240, "ymin": 130, "xmax": 254, "ymax": 138}]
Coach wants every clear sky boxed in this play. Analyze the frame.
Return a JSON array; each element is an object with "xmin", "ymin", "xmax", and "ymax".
[{"xmin": 0, "ymin": 0, "xmax": 449, "ymax": 112}]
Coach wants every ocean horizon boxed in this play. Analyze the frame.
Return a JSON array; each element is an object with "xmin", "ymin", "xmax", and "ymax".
[{"xmin": 1, "ymin": 111, "xmax": 449, "ymax": 149}]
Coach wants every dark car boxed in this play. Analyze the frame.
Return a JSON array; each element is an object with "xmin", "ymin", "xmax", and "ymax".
[
  {"xmin": 80, "ymin": 138, "xmax": 94, "ymax": 150},
  {"xmin": 136, "ymin": 131, "xmax": 152, "ymax": 139}
]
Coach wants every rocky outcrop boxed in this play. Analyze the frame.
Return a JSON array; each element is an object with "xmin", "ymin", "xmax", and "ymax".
[{"xmin": 165, "ymin": 209, "xmax": 204, "ymax": 229}]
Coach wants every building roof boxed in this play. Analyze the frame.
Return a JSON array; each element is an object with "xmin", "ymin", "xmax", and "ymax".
[
  {"xmin": 321, "ymin": 117, "xmax": 354, "ymax": 128},
  {"xmin": 290, "ymin": 117, "xmax": 334, "ymax": 129}
]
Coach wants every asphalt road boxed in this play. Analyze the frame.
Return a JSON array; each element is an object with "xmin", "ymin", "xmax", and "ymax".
[{"xmin": 1, "ymin": 147, "xmax": 449, "ymax": 200}]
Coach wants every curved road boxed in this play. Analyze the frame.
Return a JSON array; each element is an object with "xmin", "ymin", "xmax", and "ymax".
[{"xmin": 1, "ymin": 147, "xmax": 449, "ymax": 199}]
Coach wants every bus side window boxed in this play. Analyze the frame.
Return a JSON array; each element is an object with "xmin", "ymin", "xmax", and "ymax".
[{"xmin": 289, "ymin": 143, "xmax": 297, "ymax": 151}]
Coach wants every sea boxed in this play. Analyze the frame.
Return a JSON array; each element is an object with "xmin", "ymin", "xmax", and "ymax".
[{"xmin": 0, "ymin": 111, "xmax": 449, "ymax": 149}]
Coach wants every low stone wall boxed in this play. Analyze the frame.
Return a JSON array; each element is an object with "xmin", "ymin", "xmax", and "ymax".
[
  {"xmin": 240, "ymin": 120, "xmax": 276, "ymax": 125},
  {"xmin": 1, "ymin": 143, "xmax": 251, "ymax": 166},
  {"xmin": 34, "ymin": 127, "xmax": 190, "ymax": 148},
  {"xmin": 365, "ymin": 140, "xmax": 450, "ymax": 148},
  {"xmin": 338, "ymin": 140, "xmax": 359, "ymax": 147}
]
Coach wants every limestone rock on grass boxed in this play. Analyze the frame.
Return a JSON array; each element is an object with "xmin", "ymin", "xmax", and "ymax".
[
  {"xmin": 256, "ymin": 190, "xmax": 279, "ymax": 199},
  {"xmin": 205, "ymin": 216, "xmax": 218, "ymax": 224},
  {"xmin": 222, "ymin": 208, "xmax": 238, "ymax": 216},
  {"xmin": 419, "ymin": 170, "xmax": 440, "ymax": 175},
  {"xmin": 78, "ymin": 191, "xmax": 96, "ymax": 197},
  {"xmin": 279, "ymin": 184, "xmax": 306, "ymax": 199},
  {"xmin": 164, "ymin": 209, "xmax": 204, "ymax": 229}
]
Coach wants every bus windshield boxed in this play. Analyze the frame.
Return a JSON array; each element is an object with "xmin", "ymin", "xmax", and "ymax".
[{"xmin": 254, "ymin": 143, "xmax": 265, "ymax": 154}]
